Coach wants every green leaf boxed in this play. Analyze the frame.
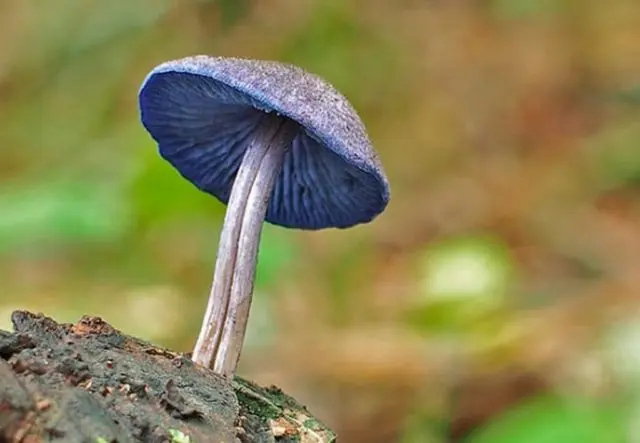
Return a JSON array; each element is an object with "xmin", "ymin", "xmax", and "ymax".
[
  {"xmin": 419, "ymin": 234, "xmax": 514, "ymax": 306},
  {"xmin": 0, "ymin": 179, "xmax": 128, "ymax": 254},
  {"xmin": 465, "ymin": 394, "xmax": 627, "ymax": 443}
]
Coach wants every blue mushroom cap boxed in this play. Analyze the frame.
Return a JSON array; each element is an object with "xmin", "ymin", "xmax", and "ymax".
[{"xmin": 138, "ymin": 55, "xmax": 390, "ymax": 230}]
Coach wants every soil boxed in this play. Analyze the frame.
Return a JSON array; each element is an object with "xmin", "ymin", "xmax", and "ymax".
[{"xmin": 0, "ymin": 311, "xmax": 335, "ymax": 443}]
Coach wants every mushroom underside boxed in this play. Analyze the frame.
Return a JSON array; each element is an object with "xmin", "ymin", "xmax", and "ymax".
[{"xmin": 140, "ymin": 73, "xmax": 387, "ymax": 230}]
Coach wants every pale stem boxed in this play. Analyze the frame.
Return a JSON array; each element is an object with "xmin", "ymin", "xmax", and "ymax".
[{"xmin": 191, "ymin": 113, "xmax": 298, "ymax": 377}]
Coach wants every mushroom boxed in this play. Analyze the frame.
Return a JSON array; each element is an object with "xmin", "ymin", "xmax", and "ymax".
[{"xmin": 138, "ymin": 55, "xmax": 390, "ymax": 377}]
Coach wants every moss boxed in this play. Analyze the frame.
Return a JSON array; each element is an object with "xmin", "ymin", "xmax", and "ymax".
[
  {"xmin": 233, "ymin": 377, "xmax": 283, "ymax": 419},
  {"xmin": 233, "ymin": 377, "xmax": 337, "ymax": 443}
]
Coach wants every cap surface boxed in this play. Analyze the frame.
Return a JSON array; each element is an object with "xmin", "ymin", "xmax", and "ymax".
[{"xmin": 138, "ymin": 55, "xmax": 390, "ymax": 230}]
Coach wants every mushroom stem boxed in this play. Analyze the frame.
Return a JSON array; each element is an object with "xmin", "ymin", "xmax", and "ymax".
[{"xmin": 192, "ymin": 114, "xmax": 298, "ymax": 376}]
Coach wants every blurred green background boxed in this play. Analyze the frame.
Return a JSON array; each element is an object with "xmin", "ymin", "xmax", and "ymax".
[{"xmin": 1, "ymin": 0, "xmax": 640, "ymax": 441}]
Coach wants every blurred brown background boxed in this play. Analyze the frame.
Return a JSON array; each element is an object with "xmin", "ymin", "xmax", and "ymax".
[{"xmin": 1, "ymin": 1, "xmax": 640, "ymax": 442}]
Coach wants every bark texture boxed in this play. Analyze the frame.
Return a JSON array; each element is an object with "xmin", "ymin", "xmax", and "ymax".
[{"xmin": 0, "ymin": 311, "xmax": 335, "ymax": 443}]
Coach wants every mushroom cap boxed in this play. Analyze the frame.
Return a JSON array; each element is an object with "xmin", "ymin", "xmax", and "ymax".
[{"xmin": 138, "ymin": 55, "xmax": 390, "ymax": 230}]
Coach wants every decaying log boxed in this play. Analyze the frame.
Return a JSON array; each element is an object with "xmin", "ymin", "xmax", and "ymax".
[{"xmin": 0, "ymin": 311, "xmax": 335, "ymax": 443}]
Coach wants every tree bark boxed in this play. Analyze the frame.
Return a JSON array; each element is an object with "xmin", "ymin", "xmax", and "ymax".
[{"xmin": 0, "ymin": 311, "xmax": 335, "ymax": 443}]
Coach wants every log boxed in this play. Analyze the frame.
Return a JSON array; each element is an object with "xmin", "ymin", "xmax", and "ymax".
[{"xmin": 0, "ymin": 311, "xmax": 335, "ymax": 443}]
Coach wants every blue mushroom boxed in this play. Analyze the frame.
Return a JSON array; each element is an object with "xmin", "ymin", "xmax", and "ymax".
[{"xmin": 138, "ymin": 55, "xmax": 390, "ymax": 377}]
